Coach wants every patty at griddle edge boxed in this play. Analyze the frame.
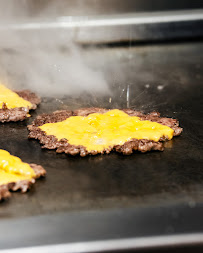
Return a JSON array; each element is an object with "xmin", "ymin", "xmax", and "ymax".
[
  {"xmin": 28, "ymin": 107, "xmax": 183, "ymax": 157},
  {"xmin": 0, "ymin": 164, "xmax": 46, "ymax": 201},
  {"xmin": 0, "ymin": 90, "xmax": 41, "ymax": 123}
]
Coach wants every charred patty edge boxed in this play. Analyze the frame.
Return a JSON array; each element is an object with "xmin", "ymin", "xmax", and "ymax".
[
  {"xmin": 0, "ymin": 163, "xmax": 46, "ymax": 201},
  {"xmin": 0, "ymin": 90, "xmax": 41, "ymax": 123},
  {"xmin": 28, "ymin": 108, "xmax": 183, "ymax": 157}
]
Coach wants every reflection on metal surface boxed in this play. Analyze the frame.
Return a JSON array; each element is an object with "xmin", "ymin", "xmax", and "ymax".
[
  {"xmin": 0, "ymin": 9, "xmax": 202, "ymax": 43},
  {"xmin": 0, "ymin": 10, "xmax": 203, "ymax": 29},
  {"xmin": 1, "ymin": 233, "xmax": 203, "ymax": 252},
  {"xmin": 127, "ymin": 84, "xmax": 130, "ymax": 108}
]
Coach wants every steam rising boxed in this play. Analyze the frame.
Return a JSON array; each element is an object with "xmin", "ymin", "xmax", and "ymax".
[{"xmin": 0, "ymin": 30, "xmax": 110, "ymax": 97}]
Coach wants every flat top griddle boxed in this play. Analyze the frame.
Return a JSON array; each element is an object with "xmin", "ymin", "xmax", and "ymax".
[{"xmin": 0, "ymin": 41, "xmax": 203, "ymax": 251}]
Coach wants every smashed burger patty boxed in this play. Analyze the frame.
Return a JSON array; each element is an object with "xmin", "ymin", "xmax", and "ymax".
[
  {"xmin": 28, "ymin": 108, "xmax": 182, "ymax": 157},
  {"xmin": 0, "ymin": 84, "xmax": 41, "ymax": 122},
  {"xmin": 0, "ymin": 150, "xmax": 46, "ymax": 201}
]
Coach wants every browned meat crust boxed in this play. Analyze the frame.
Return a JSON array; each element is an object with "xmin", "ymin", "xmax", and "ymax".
[
  {"xmin": 15, "ymin": 90, "xmax": 41, "ymax": 110},
  {"xmin": 30, "ymin": 110, "xmax": 73, "ymax": 127},
  {"xmin": 0, "ymin": 185, "xmax": 11, "ymax": 200},
  {"xmin": 28, "ymin": 108, "xmax": 183, "ymax": 157},
  {"xmin": 74, "ymin": 107, "xmax": 108, "ymax": 116},
  {"xmin": 0, "ymin": 163, "xmax": 46, "ymax": 201},
  {"xmin": 0, "ymin": 90, "xmax": 41, "ymax": 123}
]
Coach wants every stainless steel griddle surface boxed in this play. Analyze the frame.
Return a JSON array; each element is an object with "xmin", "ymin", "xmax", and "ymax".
[{"xmin": 0, "ymin": 41, "xmax": 202, "ymax": 220}]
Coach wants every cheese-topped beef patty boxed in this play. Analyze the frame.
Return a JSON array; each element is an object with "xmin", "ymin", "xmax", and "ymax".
[
  {"xmin": 0, "ymin": 150, "xmax": 46, "ymax": 201},
  {"xmin": 28, "ymin": 108, "xmax": 182, "ymax": 157},
  {"xmin": 0, "ymin": 84, "xmax": 41, "ymax": 122}
]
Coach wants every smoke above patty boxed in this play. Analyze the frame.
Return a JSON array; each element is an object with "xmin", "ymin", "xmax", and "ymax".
[
  {"xmin": 0, "ymin": 1, "xmax": 110, "ymax": 97},
  {"xmin": 0, "ymin": 30, "xmax": 110, "ymax": 97}
]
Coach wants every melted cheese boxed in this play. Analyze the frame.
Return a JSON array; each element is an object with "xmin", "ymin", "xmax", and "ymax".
[
  {"xmin": 0, "ymin": 84, "xmax": 32, "ymax": 109},
  {"xmin": 0, "ymin": 149, "xmax": 35, "ymax": 185},
  {"xmin": 0, "ymin": 171, "xmax": 32, "ymax": 185},
  {"xmin": 40, "ymin": 109, "xmax": 174, "ymax": 152}
]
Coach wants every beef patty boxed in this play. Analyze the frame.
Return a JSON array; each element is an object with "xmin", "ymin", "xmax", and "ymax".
[
  {"xmin": 28, "ymin": 108, "xmax": 183, "ymax": 157},
  {"xmin": 0, "ymin": 90, "xmax": 41, "ymax": 123},
  {"xmin": 0, "ymin": 163, "xmax": 46, "ymax": 201}
]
